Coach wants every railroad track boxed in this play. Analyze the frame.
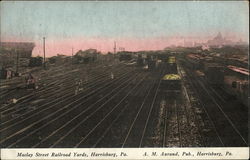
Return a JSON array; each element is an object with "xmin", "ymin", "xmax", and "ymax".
[
  {"xmin": 74, "ymin": 73, "xmax": 147, "ymax": 148},
  {"xmin": 182, "ymin": 63, "xmax": 248, "ymax": 147},
  {"xmin": 197, "ymin": 76, "xmax": 248, "ymax": 133},
  {"xmin": 2, "ymin": 59, "xmax": 243, "ymax": 148},
  {"xmin": 86, "ymin": 66, "xmax": 164, "ymax": 148},
  {"xmin": 137, "ymin": 63, "xmax": 186, "ymax": 148},
  {"xmin": 35, "ymin": 71, "xmax": 145, "ymax": 148},
  {"xmin": 196, "ymin": 79, "xmax": 248, "ymax": 146},
  {"xmin": 0, "ymin": 68, "xmax": 76, "ymax": 103},
  {"xmin": 0, "ymin": 64, "xmax": 127, "ymax": 116},
  {"xmin": 160, "ymin": 93, "xmax": 182, "ymax": 147},
  {"xmin": 121, "ymin": 74, "xmax": 161, "ymax": 147},
  {"xmin": 0, "ymin": 63, "xmax": 109, "ymax": 100},
  {"xmin": 0, "ymin": 63, "xmax": 121, "ymax": 109},
  {"xmin": 91, "ymin": 73, "xmax": 154, "ymax": 148},
  {"xmin": 1, "ymin": 63, "xmax": 125, "ymax": 123},
  {"xmin": 93, "ymin": 65, "xmax": 164, "ymax": 148},
  {"xmin": 137, "ymin": 67, "xmax": 165, "ymax": 148},
  {"xmin": 179, "ymin": 63, "xmax": 224, "ymax": 147},
  {"xmin": 177, "ymin": 64, "xmax": 205, "ymax": 147},
  {"xmin": 1, "ymin": 63, "xmax": 128, "ymax": 114},
  {"xmin": 0, "ymin": 65, "xmax": 131, "ymax": 128},
  {"xmin": 89, "ymin": 78, "xmax": 153, "ymax": 148},
  {"xmin": 0, "ymin": 65, "xmax": 139, "ymax": 148},
  {"xmin": 120, "ymin": 66, "xmax": 164, "ymax": 148}
]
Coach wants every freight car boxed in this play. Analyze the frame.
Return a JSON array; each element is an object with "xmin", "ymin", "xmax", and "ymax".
[
  {"xmin": 118, "ymin": 51, "xmax": 133, "ymax": 61},
  {"xmin": 0, "ymin": 66, "xmax": 8, "ymax": 79},
  {"xmin": 165, "ymin": 56, "xmax": 178, "ymax": 74},
  {"xmin": 184, "ymin": 53, "xmax": 202, "ymax": 70},
  {"xmin": 160, "ymin": 74, "xmax": 181, "ymax": 91},
  {"xmin": 147, "ymin": 60, "xmax": 156, "ymax": 70},
  {"xmin": 203, "ymin": 63, "xmax": 224, "ymax": 85},
  {"xmin": 119, "ymin": 54, "xmax": 132, "ymax": 61},
  {"xmin": 29, "ymin": 57, "xmax": 43, "ymax": 67},
  {"xmin": 157, "ymin": 53, "xmax": 169, "ymax": 61},
  {"xmin": 167, "ymin": 56, "xmax": 176, "ymax": 64},
  {"xmin": 223, "ymin": 65, "xmax": 249, "ymax": 106},
  {"xmin": 137, "ymin": 55, "xmax": 145, "ymax": 66}
]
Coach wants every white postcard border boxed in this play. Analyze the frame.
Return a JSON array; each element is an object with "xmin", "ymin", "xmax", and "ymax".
[{"xmin": 1, "ymin": 147, "xmax": 249, "ymax": 160}]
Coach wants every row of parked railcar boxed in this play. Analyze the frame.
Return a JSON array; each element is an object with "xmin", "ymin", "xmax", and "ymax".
[
  {"xmin": 120, "ymin": 53, "xmax": 182, "ymax": 92},
  {"xmin": 160, "ymin": 56, "xmax": 181, "ymax": 91},
  {"xmin": 183, "ymin": 53, "xmax": 248, "ymax": 106}
]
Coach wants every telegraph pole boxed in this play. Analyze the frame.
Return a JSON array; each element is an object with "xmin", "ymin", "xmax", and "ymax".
[
  {"xmin": 43, "ymin": 37, "xmax": 46, "ymax": 69},
  {"xmin": 16, "ymin": 49, "xmax": 19, "ymax": 74},
  {"xmin": 72, "ymin": 47, "xmax": 74, "ymax": 65},
  {"xmin": 114, "ymin": 41, "xmax": 116, "ymax": 54}
]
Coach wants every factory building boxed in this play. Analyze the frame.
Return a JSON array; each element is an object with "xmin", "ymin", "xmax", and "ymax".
[
  {"xmin": 0, "ymin": 42, "xmax": 35, "ymax": 79},
  {"xmin": 0, "ymin": 42, "xmax": 35, "ymax": 67},
  {"xmin": 0, "ymin": 42, "xmax": 35, "ymax": 57}
]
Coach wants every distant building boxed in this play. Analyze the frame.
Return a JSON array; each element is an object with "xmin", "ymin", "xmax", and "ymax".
[
  {"xmin": 75, "ymin": 49, "xmax": 100, "ymax": 63},
  {"xmin": 206, "ymin": 32, "xmax": 245, "ymax": 47},
  {"xmin": 0, "ymin": 42, "xmax": 35, "ymax": 67},
  {"xmin": 235, "ymin": 39, "xmax": 248, "ymax": 46},
  {"xmin": 0, "ymin": 42, "xmax": 35, "ymax": 58},
  {"xmin": 76, "ymin": 49, "xmax": 99, "ymax": 57}
]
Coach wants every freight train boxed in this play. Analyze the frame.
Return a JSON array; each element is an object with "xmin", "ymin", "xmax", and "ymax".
[
  {"xmin": 162, "ymin": 56, "xmax": 178, "ymax": 74},
  {"xmin": 118, "ymin": 51, "xmax": 133, "ymax": 61},
  {"xmin": 182, "ymin": 52, "xmax": 249, "ymax": 106},
  {"xmin": 136, "ymin": 54, "xmax": 158, "ymax": 70},
  {"xmin": 203, "ymin": 63, "xmax": 224, "ymax": 85},
  {"xmin": 161, "ymin": 56, "xmax": 181, "ymax": 92},
  {"xmin": 161, "ymin": 74, "xmax": 181, "ymax": 91}
]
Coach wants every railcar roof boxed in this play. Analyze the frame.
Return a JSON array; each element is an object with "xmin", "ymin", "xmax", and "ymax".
[
  {"xmin": 227, "ymin": 65, "xmax": 249, "ymax": 76},
  {"xmin": 162, "ymin": 74, "xmax": 181, "ymax": 80}
]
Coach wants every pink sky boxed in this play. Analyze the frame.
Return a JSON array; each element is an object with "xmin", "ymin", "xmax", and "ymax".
[
  {"xmin": 2, "ymin": 33, "xmax": 247, "ymax": 57},
  {"xmin": 2, "ymin": 1, "xmax": 248, "ymax": 57},
  {"xmin": 32, "ymin": 35, "xmax": 245, "ymax": 57},
  {"xmin": 31, "ymin": 37, "xmax": 197, "ymax": 57}
]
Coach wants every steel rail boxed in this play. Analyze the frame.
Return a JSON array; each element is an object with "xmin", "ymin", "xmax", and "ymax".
[
  {"xmin": 0, "ymin": 68, "xmax": 134, "ymax": 139},
  {"xmin": 183, "ymin": 66, "xmax": 225, "ymax": 146},
  {"xmin": 74, "ymin": 75, "xmax": 147, "ymax": 147},
  {"xmin": 7, "ymin": 71, "xmax": 141, "ymax": 148},
  {"xmin": 49, "ymin": 73, "xmax": 146, "ymax": 148},
  {"xmin": 197, "ymin": 79, "xmax": 247, "ymax": 145},
  {"xmin": 0, "ymin": 66, "xmax": 131, "ymax": 128},
  {"xmin": 138, "ymin": 67, "xmax": 164, "ymax": 147}
]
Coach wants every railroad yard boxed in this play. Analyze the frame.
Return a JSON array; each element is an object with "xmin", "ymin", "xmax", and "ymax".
[{"xmin": 0, "ymin": 50, "xmax": 248, "ymax": 148}]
